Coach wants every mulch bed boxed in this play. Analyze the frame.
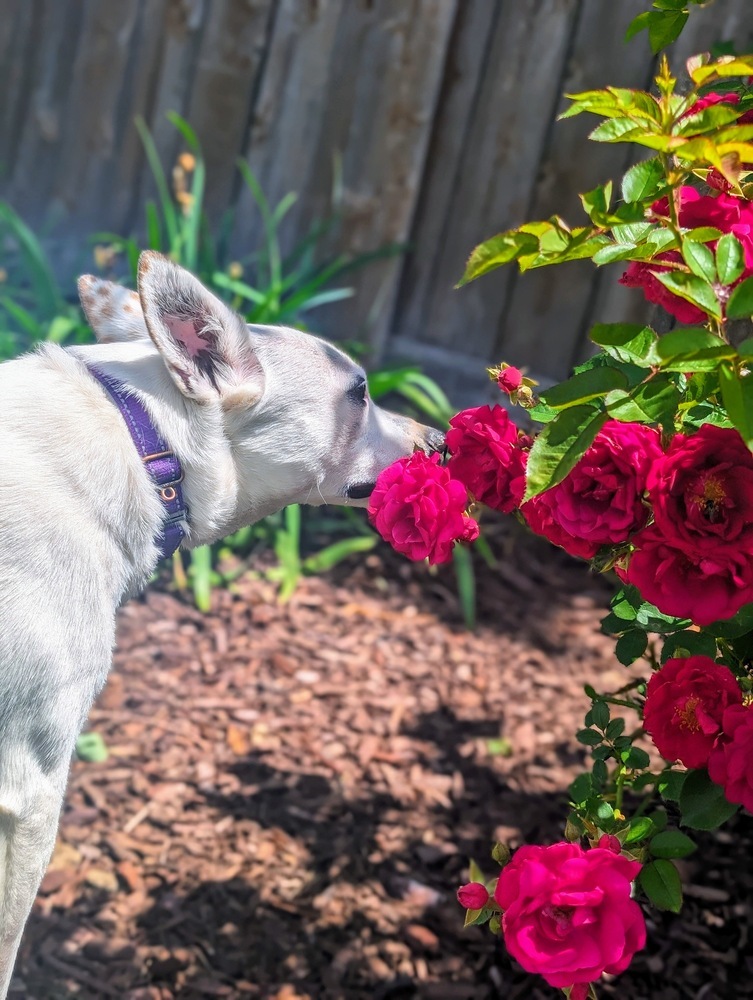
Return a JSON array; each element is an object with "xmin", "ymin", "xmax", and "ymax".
[{"xmin": 12, "ymin": 520, "xmax": 753, "ymax": 1000}]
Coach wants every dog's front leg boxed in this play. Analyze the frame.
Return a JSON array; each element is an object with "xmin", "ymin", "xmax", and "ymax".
[{"xmin": 0, "ymin": 756, "xmax": 71, "ymax": 998}]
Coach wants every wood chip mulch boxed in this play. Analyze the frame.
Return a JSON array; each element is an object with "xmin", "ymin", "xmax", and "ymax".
[{"xmin": 12, "ymin": 522, "xmax": 753, "ymax": 1000}]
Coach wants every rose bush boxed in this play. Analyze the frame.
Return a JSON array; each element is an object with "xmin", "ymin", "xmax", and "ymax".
[{"xmin": 371, "ymin": 48, "xmax": 753, "ymax": 999}]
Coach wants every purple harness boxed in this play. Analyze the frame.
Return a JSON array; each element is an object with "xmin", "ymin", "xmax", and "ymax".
[{"xmin": 87, "ymin": 366, "xmax": 189, "ymax": 560}]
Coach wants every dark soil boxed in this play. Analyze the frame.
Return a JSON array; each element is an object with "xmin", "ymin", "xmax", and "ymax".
[{"xmin": 12, "ymin": 519, "xmax": 753, "ymax": 1000}]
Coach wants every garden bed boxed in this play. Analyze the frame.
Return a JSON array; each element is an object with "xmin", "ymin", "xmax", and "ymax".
[{"xmin": 14, "ymin": 521, "xmax": 753, "ymax": 999}]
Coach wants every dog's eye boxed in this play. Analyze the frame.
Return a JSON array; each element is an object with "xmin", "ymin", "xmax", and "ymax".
[{"xmin": 347, "ymin": 378, "xmax": 368, "ymax": 406}]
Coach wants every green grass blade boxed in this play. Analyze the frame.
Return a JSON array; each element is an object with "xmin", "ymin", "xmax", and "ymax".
[
  {"xmin": 135, "ymin": 115, "xmax": 179, "ymax": 253},
  {"xmin": 453, "ymin": 545, "xmax": 476, "ymax": 631},
  {"xmin": 189, "ymin": 544, "xmax": 213, "ymax": 612},
  {"xmin": 0, "ymin": 202, "xmax": 62, "ymax": 317},
  {"xmin": 303, "ymin": 535, "xmax": 377, "ymax": 574}
]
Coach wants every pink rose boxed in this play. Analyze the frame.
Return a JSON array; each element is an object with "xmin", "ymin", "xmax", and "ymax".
[
  {"xmin": 521, "ymin": 420, "xmax": 661, "ymax": 559},
  {"xmin": 497, "ymin": 366, "xmax": 524, "ymax": 394},
  {"xmin": 597, "ymin": 834, "xmax": 622, "ymax": 854},
  {"xmin": 708, "ymin": 704, "xmax": 753, "ymax": 813},
  {"xmin": 648, "ymin": 424, "xmax": 753, "ymax": 555},
  {"xmin": 620, "ymin": 187, "xmax": 753, "ymax": 322},
  {"xmin": 643, "ymin": 656, "xmax": 743, "ymax": 768},
  {"xmin": 457, "ymin": 882, "xmax": 490, "ymax": 909},
  {"xmin": 495, "ymin": 842, "xmax": 645, "ymax": 994},
  {"xmin": 682, "ymin": 91, "xmax": 753, "ymax": 125},
  {"xmin": 368, "ymin": 452, "xmax": 478, "ymax": 565},
  {"xmin": 446, "ymin": 404, "xmax": 528, "ymax": 513},
  {"xmin": 619, "ymin": 525, "xmax": 753, "ymax": 626}
]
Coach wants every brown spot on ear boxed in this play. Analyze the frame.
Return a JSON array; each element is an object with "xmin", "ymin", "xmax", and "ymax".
[{"xmin": 221, "ymin": 384, "xmax": 263, "ymax": 411}]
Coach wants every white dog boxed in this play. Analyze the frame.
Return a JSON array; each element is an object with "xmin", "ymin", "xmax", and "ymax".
[{"xmin": 0, "ymin": 251, "xmax": 444, "ymax": 996}]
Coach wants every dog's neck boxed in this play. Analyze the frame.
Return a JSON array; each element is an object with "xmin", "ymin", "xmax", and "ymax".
[{"xmin": 70, "ymin": 341, "xmax": 240, "ymax": 549}]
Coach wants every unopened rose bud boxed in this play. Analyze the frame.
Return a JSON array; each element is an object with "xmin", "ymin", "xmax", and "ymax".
[
  {"xmin": 515, "ymin": 385, "xmax": 535, "ymax": 408},
  {"xmin": 597, "ymin": 834, "xmax": 622, "ymax": 854},
  {"xmin": 456, "ymin": 882, "xmax": 489, "ymax": 909},
  {"xmin": 491, "ymin": 842, "xmax": 511, "ymax": 866},
  {"xmin": 497, "ymin": 366, "xmax": 523, "ymax": 394}
]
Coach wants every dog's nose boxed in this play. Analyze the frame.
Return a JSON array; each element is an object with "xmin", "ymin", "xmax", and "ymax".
[{"xmin": 423, "ymin": 427, "xmax": 446, "ymax": 454}]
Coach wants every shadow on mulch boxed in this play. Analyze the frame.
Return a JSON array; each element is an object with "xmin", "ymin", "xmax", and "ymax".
[{"xmin": 13, "ymin": 525, "xmax": 753, "ymax": 1000}]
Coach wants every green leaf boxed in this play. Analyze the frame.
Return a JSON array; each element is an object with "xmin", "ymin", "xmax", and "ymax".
[
  {"xmin": 705, "ymin": 601, "xmax": 753, "ymax": 638},
  {"xmin": 681, "ymin": 239, "xmax": 717, "ymax": 284},
  {"xmin": 726, "ymin": 275, "xmax": 753, "ymax": 318},
  {"xmin": 655, "ymin": 327, "xmax": 735, "ymax": 371},
  {"xmin": 624, "ymin": 816, "xmax": 657, "ymax": 844},
  {"xmin": 640, "ymin": 859, "xmax": 683, "ymax": 912},
  {"xmin": 589, "ymin": 117, "xmax": 646, "ymax": 142},
  {"xmin": 718, "ymin": 362, "xmax": 753, "ymax": 447},
  {"xmin": 653, "ymin": 271, "xmax": 721, "ymax": 319},
  {"xmin": 615, "ymin": 630, "xmax": 648, "ymax": 665},
  {"xmin": 523, "ymin": 405, "xmax": 608, "ymax": 501},
  {"xmin": 580, "ymin": 181, "xmax": 613, "ymax": 221},
  {"xmin": 716, "ymin": 233, "xmax": 745, "ymax": 285},
  {"xmin": 684, "ymin": 226, "xmax": 723, "ymax": 243},
  {"xmin": 658, "ymin": 770, "xmax": 688, "ymax": 802},
  {"xmin": 625, "ymin": 10, "xmax": 653, "ymax": 43},
  {"xmin": 661, "ymin": 630, "xmax": 717, "ymax": 662},
  {"xmin": 570, "ymin": 773, "xmax": 594, "ymax": 805},
  {"xmin": 458, "ymin": 229, "xmax": 539, "ymax": 286},
  {"xmin": 75, "ymin": 732, "xmax": 109, "ymax": 763},
  {"xmin": 679, "ymin": 769, "xmax": 739, "ymax": 830},
  {"xmin": 589, "ymin": 323, "xmax": 660, "ymax": 366},
  {"xmin": 591, "ymin": 701, "xmax": 610, "ymax": 730},
  {"xmin": 622, "ymin": 746, "xmax": 651, "ymax": 769},
  {"xmin": 576, "ymin": 728, "xmax": 604, "ymax": 747},
  {"xmin": 605, "ymin": 375, "xmax": 681, "ymax": 428},
  {"xmin": 605, "ymin": 718, "xmax": 625, "ymax": 740},
  {"xmin": 621, "ymin": 157, "xmax": 665, "ymax": 202},
  {"xmin": 649, "ymin": 830, "xmax": 697, "ymax": 859},
  {"xmin": 539, "ymin": 366, "xmax": 628, "ymax": 409}
]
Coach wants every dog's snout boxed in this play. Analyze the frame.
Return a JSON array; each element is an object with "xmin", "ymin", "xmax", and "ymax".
[{"xmin": 423, "ymin": 427, "xmax": 446, "ymax": 454}]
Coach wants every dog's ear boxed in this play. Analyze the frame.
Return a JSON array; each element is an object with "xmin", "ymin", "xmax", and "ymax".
[
  {"xmin": 78, "ymin": 276, "xmax": 150, "ymax": 343},
  {"xmin": 137, "ymin": 251, "xmax": 263, "ymax": 406}
]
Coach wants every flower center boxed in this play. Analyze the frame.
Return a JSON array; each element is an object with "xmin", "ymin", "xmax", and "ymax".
[
  {"xmin": 691, "ymin": 476, "xmax": 726, "ymax": 524},
  {"xmin": 674, "ymin": 696, "xmax": 701, "ymax": 732},
  {"xmin": 543, "ymin": 904, "xmax": 574, "ymax": 936}
]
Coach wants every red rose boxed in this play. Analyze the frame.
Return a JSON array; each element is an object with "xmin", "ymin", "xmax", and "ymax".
[
  {"xmin": 618, "ymin": 525, "xmax": 753, "ymax": 626},
  {"xmin": 648, "ymin": 424, "xmax": 753, "ymax": 555},
  {"xmin": 495, "ymin": 842, "xmax": 645, "ymax": 994},
  {"xmin": 368, "ymin": 452, "xmax": 478, "ymax": 565},
  {"xmin": 597, "ymin": 834, "xmax": 622, "ymax": 854},
  {"xmin": 457, "ymin": 882, "xmax": 490, "ymax": 909},
  {"xmin": 708, "ymin": 704, "xmax": 753, "ymax": 812},
  {"xmin": 620, "ymin": 187, "xmax": 753, "ymax": 322},
  {"xmin": 497, "ymin": 366, "xmax": 524, "ymax": 394},
  {"xmin": 521, "ymin": 420, "xmax": 661, "ymax": 560},
  {"xmin": 446, "ymin": 404, "xmax": 528, "ymax": 513},
  {"xmin": 643, "ymin": 656, "xmax": 743, "ymax": 768},
  {"xmin": 683, "ymin": 91, "xmax": 753, "ymax": 125}
]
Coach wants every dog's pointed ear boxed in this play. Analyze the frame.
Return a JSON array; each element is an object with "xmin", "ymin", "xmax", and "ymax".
[
  {"xmin": 78, "ymin": 275, "xmax": 149, "ymax": 343},
  {"xmin": 137, "ymin": 251, "xmax": 263, "ymax": 406}
]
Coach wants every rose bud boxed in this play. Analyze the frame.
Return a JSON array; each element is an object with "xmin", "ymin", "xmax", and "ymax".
[{"xmin": 457, "ymin": 882, "xmax": 490, "ymax": 909}]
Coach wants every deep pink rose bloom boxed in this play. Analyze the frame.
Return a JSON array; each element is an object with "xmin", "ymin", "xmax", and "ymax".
[
  {"xmin": 708, "ymin": 704, "xmax": 753, "ymax": 813},
  {"xmin": 648, "ymin": 424, "xmax": 753, "ymax": 555},
  {"xmin": 446, "ymin": 404, "xmax": 528, "ymax": 513},
  {"xmin": 497, "ymin": 366, "xmax": 524, "ymax": 394},
  {"xmin": 521, "ymin": 420, "xmax": 661, "ymax": 559},
  {"xmin": 368, "ymin": 452, "xmax": 478, "ymax": 565},
  {"xmin": 495, "ymin": 842, "xmax": 645, "ymax": 994},
  {"xmin": 620, "ymin": 186, "xmax": 753, "ymax": 322},
  {"xmin": 643, "ymin": 656, "xmax": 743, "ymax": 768},
  {"xmin": 457, "ymin": 882, "xmax": 490, "ymax": 909},
  {"xmin": 683, "ymin": 91, "xmax": 753, "ymax": 124},
  {"xmin": 619, "ymin": 525, "xmax": 753, "ymax": 626}
]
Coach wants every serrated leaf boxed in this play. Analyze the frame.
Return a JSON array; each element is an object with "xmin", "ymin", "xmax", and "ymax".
[
  {"xmin": 591, "ymin": 701, "xmax": 610, "ymax": 730},
  {"xmin": 658, "ymin": 770, "xmax": 688, "ymax": 802},
  {"xmin": 684, "ymin": 226, "xmax": 723, "ymax": 243},
  {"xmin": 615, "ymin": 630, "xmax": 648, "ymax": 665},
  {"xmin": 653, "ymin": 270, "xmax": 722, "ymax": 319},
  {"xmin": 681, "ymin": 238, "xmax": 717, "ymax": 283},
  {"xmin": 679, "ymin": 769, "xmax": 739, "ymax": 830},
  {"xmin": 623, "ymin": 746, "xmax": 651, "ymax": 769},
  {"xmin": 605, "ymin": 718, "xmax": 626, "ymax": 740},
  {"xmin": 605, "ymin": 375, "xmax": 680, "ymax": 428},
  {"xmin": 622, "ymin": 157, "xmax": 665, "ymax": 202},
  {"xmin": 590, "ymin": 324, "xmax": 660, "ymax": 366},
  {"xmin": 726, "ymin": 275, "xmax": 753, "ymax": 318},
  {"xmin": 716, "ymin": 233, "xmax": 745, "ymax": 285},
  {"xmin": 590, "ymin": 118, "xmax": 646, "ymax": 142},
  {"xmin": 649, "ymin": 830, "xmax": 698, "ymax": 859},
  {"xmin": 640, "ymin": 859, "xmax": 683, "ymax": 912},
  {"xmin": 661, "ymin": 630, "xmax": 717, "ymax": 662},
  {"xmin": 576, "ymin": 728, "xmax": 604, "ymax": 747},
  {"xmin": 570, "ymin": 772, "xmax": 594, "ymax": 805},
  {"xmin": 458, "ymin": 229, "xmax": 539, "ymax": 286},
  {"xmin": 523, "ymin": 405, "xmax": 608, "ymax": 501},
  {"xmin": 539, "ymin": 366, "xmax": 628, "ymax": 409}
]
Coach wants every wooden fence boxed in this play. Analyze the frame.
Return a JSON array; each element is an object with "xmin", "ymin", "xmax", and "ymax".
[{"xmin": 1, "ymin": 0, "xmax": 751, "ymax": 397}]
